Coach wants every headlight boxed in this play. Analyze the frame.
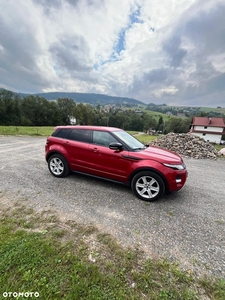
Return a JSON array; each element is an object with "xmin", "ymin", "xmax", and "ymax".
[{"xmin": 163, "ymin": 163, "xmax": 186, "ymax": 170}]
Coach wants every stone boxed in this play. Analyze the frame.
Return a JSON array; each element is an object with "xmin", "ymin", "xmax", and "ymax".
[
  {"xmin": 149, "ymin": 133, "xmax": 219, "ymax": 159},
  {"xmin": 218, "ymin": 148, "xmax": 225, "ymax": 156}
]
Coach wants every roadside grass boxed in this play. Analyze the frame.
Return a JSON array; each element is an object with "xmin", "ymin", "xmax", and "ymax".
[
  {"xmin": 0, "ymin": 203, "xmax": 224, "ymax": 300},
  {"xmin": 0, "ymin": 126, "xmax": 54, "ymax": 136}
]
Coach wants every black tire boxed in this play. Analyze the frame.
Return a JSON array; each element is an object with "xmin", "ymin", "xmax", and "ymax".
[
  {"xmin": 48, "ymin": 154, "xmax": 70, "ymax": 178},
  {"xmin": 131, "ymin": 171, "xmax": 165, "ymax": 201}
]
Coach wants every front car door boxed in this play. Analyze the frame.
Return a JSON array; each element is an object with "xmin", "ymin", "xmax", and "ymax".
[{"xmin": 87, "ymin": 130, "xmax": 130, "ymax": 182}]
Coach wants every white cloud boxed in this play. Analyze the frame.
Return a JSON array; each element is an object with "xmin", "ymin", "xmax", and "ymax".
[
  {"xmin": 153, "ymin": 86, "xmax": 179, "ymax": 97},
  {"xmin": 0, "ymin": 0, "xmax": 225, "ymax": 106}
]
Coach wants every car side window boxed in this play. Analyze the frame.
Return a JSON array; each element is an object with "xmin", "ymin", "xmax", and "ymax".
[
  {"xmin": 53, "ymin": 129, "xmax": 71, "ymax": 138},
  {"xmin": 68, "ymin": 129, "xmax": 91, "ymax": 143},
  {"xmin": 93, "ymin": 131, "xmax": 118, "ymax": 147}
]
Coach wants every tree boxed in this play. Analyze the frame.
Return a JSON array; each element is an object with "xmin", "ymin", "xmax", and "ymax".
[
  {"xmin": 157, "ymin": 116, "xmax": 164, "ymax": 131},
  {"xmin": 0, "ymin": 89, "xmax": 21, "ymax": 125},
  {"xmin": 164, "ymin": 117, "xmax": 191, "ymax": 134},
  {"xmin": 143, "ymin": 114, "xmax": 157, "ymax": 132},
  {"xmin": 57, "ymin": 98, "xmax": 76, "ymax": 125},
  {"xmin": 127, "ymin": 114, "xmax": 144, "ymax": 131},
  {"xmin": 20, "ymin": 95, "xmax": 38, "ymax": 125}
]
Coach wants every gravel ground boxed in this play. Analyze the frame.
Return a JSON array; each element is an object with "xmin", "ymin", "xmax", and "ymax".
[{"xmin": 0, "ymin": 136, "xmax": 224, "ymax": 279}]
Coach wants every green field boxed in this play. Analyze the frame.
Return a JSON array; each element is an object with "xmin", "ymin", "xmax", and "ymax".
[
  {"xmin": 143, "ymin": 109, "xmax": 174, "ymax": 121},
  {"xmin": 0, "ymin": 127, "xmax": 157, "ymax": 141},
  {"xmin": 0, "ymin": 127, "xmax": 223, "ymax": 148},
  {"xmin": 134, "ymin": 133, "xmax": 158, "ymax": 144},
  {"xmin": 200, "ymin": 107, "xmax": 225, "ymax": 114},
  {"xmin": 160, "ymin": 105, "xmax": 225, "ymax": 113},
  {"xmin": 0, "ymin": 126, "xmax": 223, "ymax": 151},
  {"xmin": 0, "ymin": 126, "xmax": 54, "ymax": 136}
]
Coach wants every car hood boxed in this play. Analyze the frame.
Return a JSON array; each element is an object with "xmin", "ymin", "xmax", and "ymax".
[{"xmin": 130, "ymin": 146, "xmax": 183, "ymax": 163}]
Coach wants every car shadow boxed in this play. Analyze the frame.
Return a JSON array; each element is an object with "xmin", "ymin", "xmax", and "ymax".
[{"xmin": 67, "ymin": 171, "xmax": 187, "ymax": 204}]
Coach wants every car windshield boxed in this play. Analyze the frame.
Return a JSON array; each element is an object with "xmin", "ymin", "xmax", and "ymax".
[{"xmin": 113, "ymin": 130, "xmax": 146, "ymax": 150}]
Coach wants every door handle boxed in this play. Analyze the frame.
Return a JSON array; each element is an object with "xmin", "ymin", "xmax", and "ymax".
[{"xmin": 92, "ymin": 147, "xmax": 98, "ymax": 152}]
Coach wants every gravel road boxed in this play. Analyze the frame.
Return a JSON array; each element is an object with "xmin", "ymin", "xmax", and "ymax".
[{"xmin": 0, "ymin": 136, "xmax": 224, "ymax": 278}]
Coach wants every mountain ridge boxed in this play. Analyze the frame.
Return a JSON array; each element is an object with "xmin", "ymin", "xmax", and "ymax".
[{"xmin": 18, "ymin": 91, "xmax": 144, "ymax": 106}]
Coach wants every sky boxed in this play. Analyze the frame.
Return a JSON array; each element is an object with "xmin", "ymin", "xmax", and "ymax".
[{"xmin": 0, "ymin": 0, "xmax": 225, "ymax": 107}]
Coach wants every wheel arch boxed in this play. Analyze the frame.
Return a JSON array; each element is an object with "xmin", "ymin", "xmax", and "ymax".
[
  {"xmin": 128, "ymin": 167, "xmax": 169, "ymax": 193},
  {"xmin": 46, "ymin": 150, "xmax": 67, "ymax": 163}
]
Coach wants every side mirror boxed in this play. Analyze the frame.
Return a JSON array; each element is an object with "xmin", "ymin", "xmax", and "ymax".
[{"xmin": 109, "ymin": 142, "xmax": 123, "ymax": 151}]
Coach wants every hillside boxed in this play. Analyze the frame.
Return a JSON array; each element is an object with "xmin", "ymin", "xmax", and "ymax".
[
  {"xmin": 2, "ymin": 88, "xmax": 224, "ymax": 117},
  {"xmin": 146, "ymin": 104, "xmax": 225, "ymax": 118},
  {"xmin": 18, "ymin": 91, "xmax": 144, "ymax": 106}
]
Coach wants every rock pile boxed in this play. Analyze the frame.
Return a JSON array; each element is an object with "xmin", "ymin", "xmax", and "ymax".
[{"xmin": 149, "ymin": 133, "xmax": 218, "ymax": 159}]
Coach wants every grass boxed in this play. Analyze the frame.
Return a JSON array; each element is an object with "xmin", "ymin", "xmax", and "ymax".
[
  {"xmin": 135, "ymin": 134, "xmax": 158, "ymax": 144},
  {"xmin": 0, "ymin": 203, "xmax": 224, "ymax": 300},
  {"xmin": 200, "ymin": 107, "xmax": 225, "ymax": 114},
  {"xmin": 0, "ymin": 126, "xmax": 223, "ymax": 152},
  {"xmin": 0, "ymin": 126, "xmax": 54, "ymax": 136},
  {"xmin": 127, "ymin": 131, "xmax": 158, "ymax": 144},
  {"xmin": 214, "ymin": 144, "xmax": 224, "ymax": 151},
  {"xmin": 143, "ymin": 109, "xmax": 174, "ymax": 121}
]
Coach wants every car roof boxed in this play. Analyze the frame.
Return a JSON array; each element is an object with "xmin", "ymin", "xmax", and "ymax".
[{"xmin": 54, "ymin": 125, "xmax": 122, "ymax": 132}]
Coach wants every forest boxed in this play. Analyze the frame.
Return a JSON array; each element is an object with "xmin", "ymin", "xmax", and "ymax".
[{"xmin": 0, "ymin": 88, "xmax": 194, "ymax": 133}]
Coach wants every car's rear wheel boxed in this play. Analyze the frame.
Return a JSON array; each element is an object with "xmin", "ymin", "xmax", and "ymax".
[
  {"xmin": 131, "ymin": 171, "xmax": 165, "ymax": 201},
  {"xmin": 48, "ymin": 154, "xmax": 69, "ymax": 178}
]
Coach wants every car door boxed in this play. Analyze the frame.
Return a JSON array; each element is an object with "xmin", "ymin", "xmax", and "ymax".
[
  {"xmin": 65, "ymin": 129, "xmax": 91, "ymax": 172},
  {"xmin": 87, "ymin": 130, "xmax": 130, "ymax": 182}
]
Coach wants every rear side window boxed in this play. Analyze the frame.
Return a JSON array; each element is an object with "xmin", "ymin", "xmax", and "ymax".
[
  {"xmin": 52, "ymin": 128, "xmax": 71, "ymax": 138},
  {"xmin": 68, "ymin": 129, "xmax": 91, "ymax": 143}
]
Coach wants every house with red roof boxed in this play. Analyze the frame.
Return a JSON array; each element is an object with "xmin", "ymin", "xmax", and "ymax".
[{"xmin": 189, "ymin": 117, "xmax": 225, "ymax": 144}]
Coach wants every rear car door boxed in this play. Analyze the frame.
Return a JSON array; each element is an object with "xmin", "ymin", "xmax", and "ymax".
[{"xmin": 65, "ymin": 129, "xmax": 91, "ymax": 172}]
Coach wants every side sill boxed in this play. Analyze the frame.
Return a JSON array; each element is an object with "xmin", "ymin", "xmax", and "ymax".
[{"xmin": 71, "ymin": 170, "xmax": 129, "ymax": 186}]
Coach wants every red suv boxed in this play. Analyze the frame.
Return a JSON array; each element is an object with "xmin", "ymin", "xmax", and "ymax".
[{"xmin": 45, "ymin": 126, "xmax": 187, "ymax": 201}]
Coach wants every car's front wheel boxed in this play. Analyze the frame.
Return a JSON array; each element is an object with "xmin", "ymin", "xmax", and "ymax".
[
  {"xmin": 48, "ymin": 154, "xmax": 69, "ymax": 178},
  {"xmin": 131, "ymin": 171, "xmax": 165, "ymax": 201}
]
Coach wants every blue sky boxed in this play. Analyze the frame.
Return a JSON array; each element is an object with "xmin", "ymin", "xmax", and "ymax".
[
  {"xmin": 114, "ymin": 5, "xmax": 143, "ymax": 55},
  {"xmin": 96, "ymin": 5, "xmax": 143, "ymax": 68},
  {"xmin": 0, "ymin": 0, "xmax": 225, "ymax": 107}
]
